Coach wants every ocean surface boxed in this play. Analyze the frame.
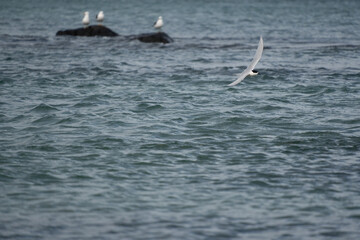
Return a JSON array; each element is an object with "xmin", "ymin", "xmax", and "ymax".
[{"xmin": 1, "ymin": 0, "xmax": 360, "ymax": 239}]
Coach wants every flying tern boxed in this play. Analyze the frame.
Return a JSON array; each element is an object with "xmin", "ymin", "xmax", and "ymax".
[{"xmin": 228, "ymin": 36, "xmax": 264, "ymax": 86}]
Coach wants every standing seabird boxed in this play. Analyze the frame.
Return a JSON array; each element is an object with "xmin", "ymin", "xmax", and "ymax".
[
  {"xmin": 96, "ymin": 11, "xmax": 104, "ymax": 24},
  {"xmin": 228, "ymin": 36, "xmax": 264, "ymax": 86},
  {"xmin": 153, "ymin": 16, "xmax": 163, "ymax": 31},
  {"xmin": 82, "ymin": 11, "xmax": 90, "ymax": 27}
]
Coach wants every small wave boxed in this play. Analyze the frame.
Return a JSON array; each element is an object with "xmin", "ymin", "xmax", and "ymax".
[
  {"xmin": 31, "ymin": 114, "xmax": 58, "ymax": 125},
  {"xmin": 249, "ymin": 180, "xmax": 272, "ymax": 188},
  {"xmin": 0, "ymin": 77, "xmax": 15, "ymax": 85},
  {"xmin": 81, "ymin": 136, "xmax": 127, "ymax": 151},
  {"xmin": 327, "ymin": 118, "xmax": 360, "ymax": 125},
  {"xmin": 73, "ymin": 94, "xmax": 111, "ymax": 108},
  {"xmin": 26, "ymin": 172, "xmax": 62, "ymax": 183},
  {"xmin": 134, "ymin": 102, "xmax": 165, "ymax": 113},
  {"xmin": 139, "ymin": 142, "xmax": 172, "ymax": 151},
  {"xmin": 56, "ymin": 117, "xmax": 77, "ymax": 125},
  {"xmin": 178, "ymin": 42, "xmax": 254, "ymax": 50},
  {"xmin": 0, "ymin": 34, "xmax": 49, "ymax": 43},
  {"xmin": 29, "ymin": 103, "xmax": 59, "ymax": 113},
  {"xmin": 320, "ymin": 230, "xmax": 348, "ymax": 237},
  {"xmin": 26, "ymin": 144, "xmax": 59, "ymax": 152},
  {"xmin": 0, "ymin": 173, "xmax": 15, "ymax": 182},
  {"xmin": 9, "ymin": 114, "xmax": 26, "ymax": 123},
  {"xmin": 256, "ymin": 104, "xmax": 284, "ymax": 111},
  {"xmin": 73, "ymin": 102, "xmax": 97, "ymax": 108},
  {"xmin": 291, "ymin": 84, "xmax": 334, "ymax": 95},
  {"xmin": 349, "ymin": 214, "xmax": 360, "ymax": 219},
  {"xmin": 69, "ymin": 174, "xmax": 94, "ymax": 180},
  {"xmin": 319, "ymin": 44, "xmax": 360, "ymax": 51}
]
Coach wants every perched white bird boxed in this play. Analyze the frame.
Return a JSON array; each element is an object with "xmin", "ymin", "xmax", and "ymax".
[
  {"xmin": 82, "ymin": 11, "xmax": 90, "ymax": 27},
  {"xmin": 153, "ymin": 16, "xmax": 163, "ymax": 31},
  {"xmin": 228, "ymin": 36, "xmax": 264, "ymax": 86},
  {"xmin": 96, "ymin": 11, "xmax": 104, "ymax": 24}
]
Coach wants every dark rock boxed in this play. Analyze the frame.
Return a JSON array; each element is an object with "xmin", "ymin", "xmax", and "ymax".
[
  {"xmin": 56, "ymin": 25, "xmax": 118, "ymax": 37},
  {"xmin": 135, "ymin": 32, "xmax": 174, "ymax": 44},
  {"xmin": 56, "ymin": 25, "xmax": 174, "ymax": 43}
]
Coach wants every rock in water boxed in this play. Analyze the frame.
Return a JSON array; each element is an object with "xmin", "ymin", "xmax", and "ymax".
[
  {"xmin": 136, "ymin": 32, "xmax": 174, "ymax": 44},
  {"xmin": 56, "ymin": 25, "xmax": 118, "ymax": 37},
  {"xmin": 56, "ymin": 26, "xmax": 174, "ymax": 43}
]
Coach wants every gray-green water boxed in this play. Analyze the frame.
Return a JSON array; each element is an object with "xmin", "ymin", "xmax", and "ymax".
[{"xmin": 1, "ymin": 0, "xmax": 360, "ymax": 239}]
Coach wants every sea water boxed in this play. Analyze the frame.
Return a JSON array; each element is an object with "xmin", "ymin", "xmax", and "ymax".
[{"xmin": 1, "ymin": 0, "xmax": 360, "ymax": 239}]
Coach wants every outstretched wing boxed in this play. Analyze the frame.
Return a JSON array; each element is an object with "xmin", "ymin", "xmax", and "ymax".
[
  {"xmin": 228, "ymin": 69, "xmax": 251, "ymax": 86},
  {"xmin": 228, "ymin": 36, "xmax": 264, "ymax": 87},
  {"xmin": 248, "ymin": 36, "xmax": 263, "ymax": 71}
]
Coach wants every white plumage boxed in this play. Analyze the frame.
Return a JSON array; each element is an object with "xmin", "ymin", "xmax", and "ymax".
[
  {"xmin": 228, "ymin": 36, "xmax": 264, "ymax": 86},
  {"xmin": 96, "ymin": 11, "xmax": 104, "ymax": 23},
  {"xmin": 82, "ymin": 11, "xmax": 90, "ymax": 26},
  {"xmin": 153, "ymin": 16, "xmax": 163, "ymax": 31}
]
